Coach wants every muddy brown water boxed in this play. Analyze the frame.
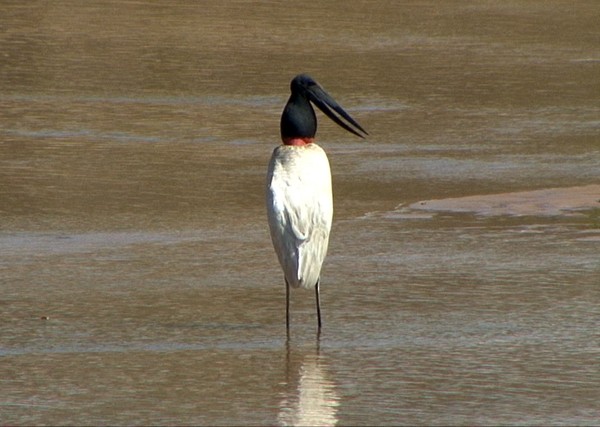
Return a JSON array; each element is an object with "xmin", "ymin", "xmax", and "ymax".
[{"xmin": 1, "ymin": 1, "xmax": 599, "ymax": 425}]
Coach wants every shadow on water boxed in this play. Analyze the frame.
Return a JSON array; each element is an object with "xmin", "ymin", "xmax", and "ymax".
[{"xmin": 279, "ymin": 338, "xmax": 340, "ymax": 427}]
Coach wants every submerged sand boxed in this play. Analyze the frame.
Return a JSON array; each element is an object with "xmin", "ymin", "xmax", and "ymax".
[{"xmin": 409, "ymin": 184, "xmax": 600, "ymax": 217}]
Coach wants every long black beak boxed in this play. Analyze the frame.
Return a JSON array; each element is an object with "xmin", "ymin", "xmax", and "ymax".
[{"xmin": 306, "ymin": 82, "xmax": 368, "ymax": 139}]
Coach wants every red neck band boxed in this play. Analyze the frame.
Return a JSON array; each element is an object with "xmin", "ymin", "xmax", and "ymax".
[{"xmin": 282, "ymin": 137, "xmax": 315, "ymax": 146}]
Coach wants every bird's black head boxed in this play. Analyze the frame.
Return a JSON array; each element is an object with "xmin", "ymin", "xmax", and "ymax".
[
  {"xmin": 280, "ymin": 74, "xmax": 368, "ymax": 143},
  {"xmin": 280, "ymin": 75, "xmax": 318, "ymax": 141},
  {"xmin": 289, "ymin": 74, "xmax": 319, "ymax": 95}
]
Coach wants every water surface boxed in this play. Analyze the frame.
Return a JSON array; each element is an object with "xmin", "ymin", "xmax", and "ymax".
[{"xmin": 1, "ymin": 1, "xmax": 599, "ymax": 425}]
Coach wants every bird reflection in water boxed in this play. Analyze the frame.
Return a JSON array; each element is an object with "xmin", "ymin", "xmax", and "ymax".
[{"xmin": 278, "ymin": 343, "xmax": 340, "ymax": 426}]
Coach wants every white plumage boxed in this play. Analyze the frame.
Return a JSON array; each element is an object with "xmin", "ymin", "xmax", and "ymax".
[{"xmin": 266, "ymin": 143, "xmax": 333, "ymax": 290}]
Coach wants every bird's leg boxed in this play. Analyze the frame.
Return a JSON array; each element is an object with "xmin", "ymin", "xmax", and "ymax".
[
  {"xmin": 315, "ymin": 279, "xmax": 322, "ymax": 332},
  {"xmin": 285, "ymin": 278, "xmax": 290, "ymax": 337}
]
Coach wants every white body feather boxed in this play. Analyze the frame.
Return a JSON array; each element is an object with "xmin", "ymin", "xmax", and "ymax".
[{"xmin": 266, "ymin": 143, "xmax": 333, "ymax": 289}]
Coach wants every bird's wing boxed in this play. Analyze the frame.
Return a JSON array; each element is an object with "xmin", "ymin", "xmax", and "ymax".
[{"xmin": 266, "ymin": 145, "xmax": 333, "ymax": 289}]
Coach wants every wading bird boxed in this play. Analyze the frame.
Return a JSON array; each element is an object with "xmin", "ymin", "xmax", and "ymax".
[{"xmin": 266, "ymin": 74, "xmax": 367, "ymax": 334}]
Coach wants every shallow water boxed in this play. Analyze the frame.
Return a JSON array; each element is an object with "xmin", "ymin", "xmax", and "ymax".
[{"xmin": 1, "ymin": 1, "xmax": 599, "ymax": 425}]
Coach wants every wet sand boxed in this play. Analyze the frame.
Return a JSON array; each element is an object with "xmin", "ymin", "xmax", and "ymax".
[{"xmin": 408, "ymin": 184, "xmax": 600, "ymax": 217}]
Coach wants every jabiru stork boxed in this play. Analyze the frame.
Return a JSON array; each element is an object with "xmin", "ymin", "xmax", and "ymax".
[{"xmin": 266, "ymin": 74, "xmax": 368, "ymax": 335}]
